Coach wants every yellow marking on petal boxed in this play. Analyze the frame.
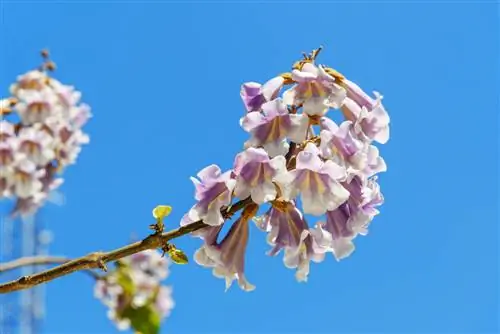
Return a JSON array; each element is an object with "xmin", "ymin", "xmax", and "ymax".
[{"xmin": 313, "ymin": 173, "xmax": 326, "ymax": 195}]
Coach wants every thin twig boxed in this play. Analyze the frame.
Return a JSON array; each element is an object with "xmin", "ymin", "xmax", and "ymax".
[
  {"xmin": 0, "ymin": 256, "xmax": 69, "ymax": 273},
  {"xmin": 0, "ymin": 197, "xmax": 252, "ymax": 294},
  {"xmin": 0, "ymin": 256, "xmax": 102, "ymax": 280}
]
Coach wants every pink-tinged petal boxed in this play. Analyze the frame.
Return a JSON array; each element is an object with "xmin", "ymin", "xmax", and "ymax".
[
  {"xmin": 197, "ymin": 164, "xmax": 222, "ymax": 182},
  {"xmin": 261, "ymin": 98, "xmax": 288, "ymax": 118},
  {"xmin": 261, "ymin": 76, "xmax": 284, "ymax": 101},
  {"xmin": 343, "ymin": 78, "xmax": 376, "ymax": 110},
  {"xmin": 295, "ymin": 143, "xmax": 323, "ymax": 171},
  {"xmin": 287, "ymin": 114, "xmax": 309, "ymax": 144},
  {"xmin": 240, "ymin": 111, "xmax": 265, "ymax": 132},
  {"xmin": 195, "ymin": 207, "xmax": 257, "ymax": 291},
  {"xmin": 233, "ymin": 148, "xmax": 288, "ymax": 204},
  {"xmin": 258, "ymin": 202, "xmax": 326, "ymax": 282},
  {"xmin": 321, "ymin": 160, "xmax": 347, "ymax": 180}
]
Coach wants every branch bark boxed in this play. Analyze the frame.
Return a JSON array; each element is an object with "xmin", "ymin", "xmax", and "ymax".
[
  {"xmin": 0, "ymin": 256, "xmax": 69, "ymax": 273},
  {"xmin": 0, "ymin": 197, "xmax": 252, "ymax": 294}
]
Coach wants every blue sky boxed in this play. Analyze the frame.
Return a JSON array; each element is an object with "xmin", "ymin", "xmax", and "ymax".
[{"xmin": 0, "ymin": 2, "xmax": 498, "ymax": 334}]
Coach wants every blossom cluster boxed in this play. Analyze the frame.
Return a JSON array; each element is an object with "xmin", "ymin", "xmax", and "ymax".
[
  {"xmin": 182, "ymin": 50, "xmax": 390, "ymax": 291},
  {"xmin": 94, "ymin": 250, "xmax": 174, "ymax": 332},
  {"xmin": 0, "ymin": 59, "xmax": 91, "ymax": 218}
]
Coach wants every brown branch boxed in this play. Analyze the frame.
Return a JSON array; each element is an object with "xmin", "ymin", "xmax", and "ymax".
[
  {"xmin": 0, "ymin": 256, "xmax": 69, "ymax": 273},
  {"xmin": 0, "ymin": 256, "xmax": 103, "ymax": 280},
  {"xmin": 0, "ymin": 197, "xmax": 253, "ymax": 294}
]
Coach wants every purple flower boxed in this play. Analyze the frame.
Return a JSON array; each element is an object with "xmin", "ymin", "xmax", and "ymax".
[
  {"xmin": 283, "ymin": 63, "xmax": 346, "ymax": 116},
  {"xmin": 240, "ymin": 76, "xmax": 284, "ymax": 113},
  {"xmin": 341, "ymin": 79, "xmax": 390, "ymax": 144},
  {"xmin": 17, "ymin": 126, "xmax": 55, "ymax": 166},
  {"xmin": 318, "ymin": 176, "xmax": 384, "ymax": 260},
  {"xmin": 320, "ymin": 118, "xmax": 386, "ymax": 177},
  {"xmin": 254, "ymin": 201, "xmax": 327, "ymax": 282},
  {"xmin": 183, "ymin": 164, "xmax": 236, "ymax": 226},
  {"xmin": 287, "ymin": 143, "xmax": 349, "ymax": 215},
  {"xmin": 123, "ymin": 249, "xmax": 169, "ymax": 282},
  {"xmin": 241, "ymin": 99, "xmax": 308, "ymax": 157},
  {"xmin": 233, "ymin": 147, "xmax": 291, "ymax": 204},
  {"xmin": 12, "ymin": 158, "xmax": 45, "ymax": 199},
  {"xmin": 195, "ymin": 208, "xmax": 256, "ymax": 291},
  {"xmin": 0, "ymin": 121, "xmax": 15, "ymax": 140},
  {"xmin": 15, "ymin": 88, "xmax": 59, "ymax": 125}
]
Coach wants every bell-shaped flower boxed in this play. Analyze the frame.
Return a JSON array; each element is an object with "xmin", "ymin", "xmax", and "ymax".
[
  {"xmin": 183, "ymin": 164, "xmax": 236, "ymax": 226},
  {"xmin": 0, "ymin": 137, "xmax": 18, "ymax": 169},
  {"xmin": 240, "ymin": 76, "xmax": 284, "ymax": 113},
  {"xmin": 320, "ymin": 118, "xmax": 386, "ymax": 177},
  {"xmin": 0, "ymin": 121, "xmax": 15, "ymax": 140},
  {"xmin": 123, "ymin": 250, "xmax": 169, "ymax": 283},
  {"xmin": 287, "ymin": 143, "xmax": 349, "ymax": 215},
  {"xmin": 319, "ymin": 176, "xmax": 384, "ymax": 260},
  {"xmin": 341, "ymin": 81, "xmax": 390, "ymax": 145},
  {"xmin": 282, "ymin": 63, "xmax": 346, "ymax": 116},
  {"xmin": 233, "ymin": 147, "xmax": 291, "ymax": 204},
  {"xmin": 254, "ymin": 200, "xmax": 327, "ymax": 282},
  {"xmin": 10, "ymin": 70, "xmax": 47, "ymax": 94},
  {"xmin": 12, "ymin": 157, "xmax": 45, "ymax": 199},
  {"xmin": 15, "ymin": 88, "xmax": 59, "ymax": 125},
  {"xmin": 195, "ymin": 204, "xmax": 258, "ymax": 291},
  {"xmin": 241, "ymin": 99, "xmax": 308, "ymax": 157},
  {"xmin": 17, "ymin": 126, "xmax": 55, "ymax": 166}
]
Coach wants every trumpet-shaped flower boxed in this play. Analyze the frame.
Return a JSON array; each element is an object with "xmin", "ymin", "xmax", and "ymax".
[
  {"xmin": 240, "ymin": 76, "xmax": 284, "ymax": 113},
  {"xmin": 233, "ymin": 147, "xmax": 290, "ymax": 204},
  {"xmin": 17, "ymin": 126, "xmax": 55, "ymax": 166},
  {"xmin": 241, "ymin": 99, "xmax": 308, "ymax": 156},
  {"xmin": 287, "ymin": 143, "xmax": 349, "ymax": 215},
  {"xmin": 183, "ymin": 164, "xmax": 236, "ymax": 226},
  {"xmin": 255, "ymin": 201, "xmax": 327, "ymax": 282},
  {"xmin": 195, "ymin": 209, "xmax": 256, "ymax": 291},
  {"xmin": 320, "ymin": 118, "xmax": 386, "ymax": 177},
  {"xmin": 283, "ymin": 63, "xmax": 346, "ymax": 116},
  {"xmin": 341, "ymin": 80, "xmax": 390, "ymax": 144}
]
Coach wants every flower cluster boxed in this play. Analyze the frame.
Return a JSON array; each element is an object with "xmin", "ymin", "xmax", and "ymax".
[
  {"xmin": 0, "ymin": 52, "xmax": 91, "ymax": 218},
  {"xmin": 94, "ymin": 250, "xmax": 174, "ymax": 332},
  {"xmin": 182, "ymin": 48, "xmax": 390, "ymax": 290}
]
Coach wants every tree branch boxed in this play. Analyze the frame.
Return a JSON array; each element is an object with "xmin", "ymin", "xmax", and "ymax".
[
  {"xmin": 0, "ymin": 256, "xmax": 103, "ymax": 280},
  {"xmin": 0, "ymin": 197, "xmax": 253, "ymax": 294},
  {"xmin": 0, "ymin": 256, "xmax": 69, "ymax": 273}
]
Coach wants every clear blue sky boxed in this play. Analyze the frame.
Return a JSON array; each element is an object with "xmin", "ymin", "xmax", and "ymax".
[{"xmin": 1, "ymin": 2, "xmax": 498, "ymax": 333}]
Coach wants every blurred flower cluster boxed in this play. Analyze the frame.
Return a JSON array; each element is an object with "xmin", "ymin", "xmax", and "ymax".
[
  {"xmin": 0, "ymin": 51, "xmax": 91, "ymax": 218},
  {"xmin": 182, "ymin": 48, "xmax": 390, "ymax": 291},
  {"xmin": 94, "ymin": 250, "xmax": 174, "ymax": 333}
]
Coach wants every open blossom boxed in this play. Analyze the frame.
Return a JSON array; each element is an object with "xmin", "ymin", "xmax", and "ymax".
[
  {"xmin": 283, "ymin": 63, "xmax": 346, "ymax": 116},
  {"xmin": 233, "ymin": 147, "xmax": 290, "ymax": 204},
  {"xmin": 341, "ymin": 79, "xmax": 390, "ymax": 144},
  {"xmin": 241, "ymin": 98, "xmax": 308, "ymax": 156},
  {"xmin": 317, "ymin": 176, "xmax": 384, "ymax": 260},
  {"xmin": 182, "ymin": 164, "xmax": 236, "ymax": 226},
  {"xmin": 95, "ymin": 250, "xmax": 174, "ymax": 332},
  {"xmin": 320, "ymin": 118, "xmax": 386, "ymax": 177},
  {"xmin": 240, "ymin": 76, "xmax": 284, "ymax": 113},
  {"xmin": 287, "ymin": 143, "xmax": 349, "ymax": 215},
  {"xmin": 12, "ymin": 158, "xmax": 45, "ymax": 199},
  {"xmin": 1, "ymin": 65, "xmax": 91, "ymax": 216},
  {"xmin": 255, "ymin": 201, "xmax": 327, "ymax": 282},
  {"xmin": 184, "ymin": 48, "xmax": 390, "ymax": 291},
  {"xmin": 195, "ymin": 207, "xmax": 256, "ymax": 291},
  {"xmin": 17, "ymin": 126, "xmax": 55, "ymax": 166},
  {"xmin": 15, "ymin": 88, "xmax": 60, "ymax": 126}
]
